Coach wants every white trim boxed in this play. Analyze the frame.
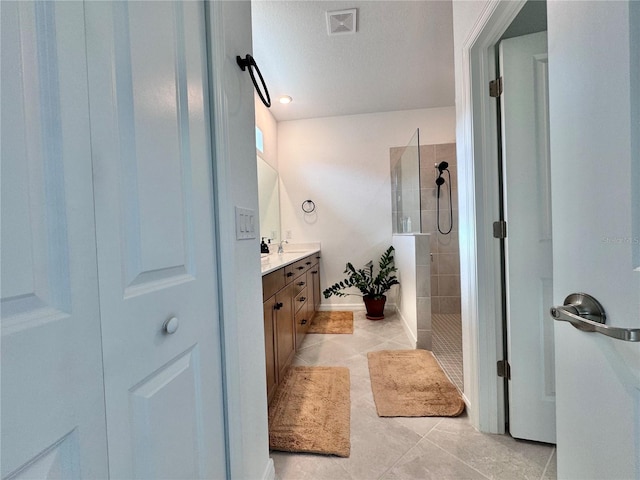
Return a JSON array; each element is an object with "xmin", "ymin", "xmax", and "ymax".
[
  {"xmin": 456, "ymin": 0, "xmax": 526, "ymax": 434},
  {"xmin": 205, "ymin": 1, "xmax": 244, "ymax": 477},
  {"xmin": 262, "ymin": 458, "xmax": 276, "ymax": 480},
  {"xmin": 393, "ymin": 305, "xmax": 418, "ymax": 348},
  {"xmin": 317, "ymin": 303, "xmax": 366, "ymax": 312}
]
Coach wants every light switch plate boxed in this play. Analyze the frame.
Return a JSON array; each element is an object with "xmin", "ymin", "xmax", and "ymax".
[{"xmin": 235, "ymin": 206, "xmax": 256, "ymax": 240}]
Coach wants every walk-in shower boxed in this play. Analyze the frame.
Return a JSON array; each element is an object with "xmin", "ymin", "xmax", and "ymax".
[{"xmin": 390, "ymin": 128, "xmax": 463, "ymax": 392}]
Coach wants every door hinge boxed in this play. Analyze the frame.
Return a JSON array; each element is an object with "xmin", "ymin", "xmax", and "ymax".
[
  {"xmin": 489, "ymin": 77, "xmax": 503, "ymax": 97},
  {"xmin": 493, "ymin": 220, "xmax": 507, "ymax": 239},
  {"xmin": 497, "ymin": 360, "xmax": 511, "ymax": 379}
]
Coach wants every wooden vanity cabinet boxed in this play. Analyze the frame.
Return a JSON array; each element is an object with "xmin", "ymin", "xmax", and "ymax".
[
  {"xmin": 263, "ymin": 296, "xmax": 277, "ymax": 403},
  {"xmin": 293, "ymin": 276, "xmax": 309, "ymax": 350},
  {"xmin": 274, "ymin": 283, "xmax": 295, "ymax": 382},
  {"xmin": 263, "ymin": 252, "xmax": 320, "ymax": 403},
  {"xmin": 308, "ymin": 256, "xmax": 321, "ymax": 316}
]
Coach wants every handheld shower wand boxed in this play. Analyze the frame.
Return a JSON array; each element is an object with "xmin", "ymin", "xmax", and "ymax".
[{"xmin": 435, "ymin": 162, "xmax": 453, "ymax": 235}]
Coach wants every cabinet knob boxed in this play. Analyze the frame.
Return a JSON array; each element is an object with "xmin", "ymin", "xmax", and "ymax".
[
  {"xmin": 311, "ymin": 270, "xmax": 318, "ymax": 274},
  {"xmin": 274, "ymin": 302, "xmax": 284, "ymax": 310},
  {"xmin": 299, "ymin": 297, "xmax": 306, "ymax": 302},
  {"xmin": 305, "ymin": 261, "xmax": 312, "ymax": 265},
  {"xmin": 301, "ymin": 319, "xmax": 307, "ymax": 325},
  {"xmin": 296, "ymin": 266, "xmax": 304, "ymax": 270},
  {"xmin": 163, "ymin": 316, "xmax": 179, "ymax": 334},
  {"xmin": 297, "ymin": 281, "xmax": 305, "ymax": 286},
  {"xmin": 286, "ymin": 272, "xmax": 294, "ymax": 277}
]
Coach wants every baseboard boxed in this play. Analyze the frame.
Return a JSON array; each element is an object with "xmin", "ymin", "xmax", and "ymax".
[
  {"xmin": 393, "ymin": 305, "xmax": 417, "ymax": 347},
  {"xmin": 317, "ymin": 302, "xmax": 399, "ymax": 313},
  {"xmin": 262, "ymin": 458, "xmax": 275, "ymax": 480},
  {"xmin": 317, "ymin": 303, "xmax": 365, "ymax": 311}
]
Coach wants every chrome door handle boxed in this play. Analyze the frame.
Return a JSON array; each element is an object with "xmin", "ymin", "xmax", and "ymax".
[{"xmin": 550, "ymin": 293, "xmax": 640, "ymax": 342}]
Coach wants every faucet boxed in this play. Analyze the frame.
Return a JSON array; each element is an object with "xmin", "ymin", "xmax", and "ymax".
[{"xmin": 277, "ymin": 239, "xmax": 288, "ymax": 254}]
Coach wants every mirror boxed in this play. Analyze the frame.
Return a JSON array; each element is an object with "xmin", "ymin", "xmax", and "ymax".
[{"xmin": 257, "ymin": 155, "xmax": 281, "ymax": 244}]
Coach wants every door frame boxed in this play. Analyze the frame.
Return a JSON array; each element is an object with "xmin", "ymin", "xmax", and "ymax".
[
  {"xmin": 204, "ymin": 3, "xmax": 275, "ymax": 480},
  {"xmin": 204, "ymin": 2, "xmax": 240, "ymax": 478},
  {"xmin": 456, "ymin": 0, "xmax": 527, "ymax": 433}
]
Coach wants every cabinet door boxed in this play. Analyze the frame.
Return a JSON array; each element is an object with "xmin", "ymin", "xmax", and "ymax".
[
  {"xmin": 275, "ymin": 283, "xmax": 295, "ymax": 380},
  {"xmin": 263, "ymin": 296, "xmax": 278, "ymax": 403}
]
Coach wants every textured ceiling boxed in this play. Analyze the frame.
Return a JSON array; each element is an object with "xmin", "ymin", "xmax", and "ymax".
[{"xmin": 251, "ymin": 0, "xmax": 455, "ymax": 122}]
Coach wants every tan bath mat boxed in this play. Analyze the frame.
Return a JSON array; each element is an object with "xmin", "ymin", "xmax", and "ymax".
[
  {"xmin": 367, "ymin": 349, "xmax": 465, "ymax": 417},
  {"xmin": 268, "ymin": 366, "xmax": 351, "ymax": 457},
  {"xmin": 307, "ymin": 311, "xmax": 354, "ymax": 334}
]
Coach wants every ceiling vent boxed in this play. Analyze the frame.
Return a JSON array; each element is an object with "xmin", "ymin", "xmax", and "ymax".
[{"xmin": 326, "ymin": 8, "xmax": 357, "ymax": 36}]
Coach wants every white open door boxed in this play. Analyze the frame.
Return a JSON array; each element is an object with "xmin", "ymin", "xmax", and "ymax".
[
  {"xmin": 548, "ymin": 1, "xmax": 640, "ymax": 478},
  {"xmin": 1, "ymin": 2, "xmax": 108, "ymax": 478},
  {"xmin": 84, "ymin": 2, "xmax": 227, "ymax": 478},
  {"xmin": 500, "ymin": 32, "xmax": 556, "ymax": 444}
]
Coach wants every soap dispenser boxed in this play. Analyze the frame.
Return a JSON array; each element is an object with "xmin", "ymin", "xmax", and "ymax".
[{"xmin": 260, "ymin": 237, "xmax": 270, "ymax": 254}]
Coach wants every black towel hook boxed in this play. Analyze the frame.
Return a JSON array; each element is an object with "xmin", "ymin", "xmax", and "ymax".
[{"xmin": 236, "ymin": 54, "xmax": 271, "ymax": 108}]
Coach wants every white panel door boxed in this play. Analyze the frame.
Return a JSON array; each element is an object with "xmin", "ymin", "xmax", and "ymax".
[
  {"xmin": 548, "ymin": 1, "xmax": 640, "ymax": 478},
  {"xmin": 84, "ymin": 2, "xmax": 227, "ymax": 478},
  {"xmin": 1, "ymin": 2, "xmax": 108, "ymax": 478},
  {"xmin": 499, "ymin": 32, "xmax": 555, "ymax": 444}
]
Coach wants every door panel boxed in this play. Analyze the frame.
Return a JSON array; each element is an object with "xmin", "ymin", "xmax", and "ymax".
[
  {"xmin": 548, "ymin": 1, "xmax": 640, "ymax": 477},
  {"xmin": 129, "ymin": 347, "xmax": 206, "ymax": 479},
  {"xmin": 85, "ymin": 2, "xmax": 227, "ymax": 478},
  {"xmin": 1, "ymin": 2, "xmax": 108, "ymax": 478},
  {"xmin": 499, "ymin": 31, "xmax": 555, "ymax": 444}
]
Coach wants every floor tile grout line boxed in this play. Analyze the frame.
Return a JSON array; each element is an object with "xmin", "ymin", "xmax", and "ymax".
[
  {"xmin": 539, "ymin": 446, "xmax": 556, "ymax": 480},
  {"xmin": 373, "ymin": 414, "xmax": 446, "ymax": 480},
  {"xmin": 374, "ymin": 434, "xmax": 426, "ymax": 480},
  {"xmin": 420, "ymin": 436, "xmax": 492, "ymax": 480}
]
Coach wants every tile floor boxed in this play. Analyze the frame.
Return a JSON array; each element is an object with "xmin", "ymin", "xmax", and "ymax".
[
  {"xmin": 271, "ymin": 310, "xmax": 556, "ymax": 480},
  {"xmin": 432, "ymin": 313, "xmax": 464, "ymax": 392}
]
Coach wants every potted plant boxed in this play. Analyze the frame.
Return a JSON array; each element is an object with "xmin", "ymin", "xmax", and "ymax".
[{"xmin": 323, "ymin": 246, "xmax": 399, "ymax": 320}]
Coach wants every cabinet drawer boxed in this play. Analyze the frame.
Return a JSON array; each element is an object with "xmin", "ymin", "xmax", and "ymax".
[
  {"xmin": 291, "ymin": 259, "xmax": 308, "ymax": 278},
  {"xmin": 293, "ymin": 277, "xmax": 308, "ymax": 296},
  {"xmin": 295, "ymin": 307, "xmax": 310, "ymax": 349},
  {"xmin": 263, "ymin": 269, "xmax": 285, "ymax": 300},
  {"xmin": 294, "ymin": 287, "xmax": 308, "ymax": 313},
  {"xmin": 284, "ymin": 265, "xmax": 295, "ymax": 284}
]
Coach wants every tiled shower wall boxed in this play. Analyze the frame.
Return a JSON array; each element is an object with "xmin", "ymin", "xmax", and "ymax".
[
  {"xmin": 420, "ymin": 143, "xmax": 460, "ymax": 314},
  {"xmin": 390, "ymin": 143, "xmax": 460, "ymax": 315}
]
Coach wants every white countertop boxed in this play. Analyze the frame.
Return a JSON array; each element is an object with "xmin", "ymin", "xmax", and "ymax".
[{"xmin": 260, "ymin": 244, "xmax": 321, "ymax": 275}]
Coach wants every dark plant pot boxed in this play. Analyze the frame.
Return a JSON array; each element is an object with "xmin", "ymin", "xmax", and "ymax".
[{"xmin": 363, "ymin": 295, "xmax": 386, "ymax": 320}]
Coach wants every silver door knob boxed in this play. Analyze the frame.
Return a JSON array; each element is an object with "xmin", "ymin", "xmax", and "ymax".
[{"xmin": 163, "ymin": 316, "xmax": 179, "ymax": 334}]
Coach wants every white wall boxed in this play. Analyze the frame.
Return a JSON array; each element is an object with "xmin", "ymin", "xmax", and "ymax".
[
  {"xmin": 392, "ymin": 234, "xmax": 432, "ymax": 350},
  {"xmin": 209, "ymin": 2, "xmax": 272, "ymax": 479},
  {"xmin": 278, "ymin": 107, "xmax": 455, "ymax": 308}
]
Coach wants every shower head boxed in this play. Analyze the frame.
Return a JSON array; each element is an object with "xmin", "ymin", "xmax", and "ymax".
[{"xmin": 436, "ymin": 161, "xmax": 449, "ymax": 172}]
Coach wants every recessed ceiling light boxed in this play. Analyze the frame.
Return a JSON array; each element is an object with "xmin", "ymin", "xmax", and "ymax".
[{"xmin": 279, "ymin": 95, "xmax": 293, "ymax": 104}]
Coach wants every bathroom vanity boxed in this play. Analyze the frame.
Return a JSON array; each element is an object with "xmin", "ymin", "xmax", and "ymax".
[{"xmin": 261, "ymin": 248, "xmax": 321, "ymax": 403}]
